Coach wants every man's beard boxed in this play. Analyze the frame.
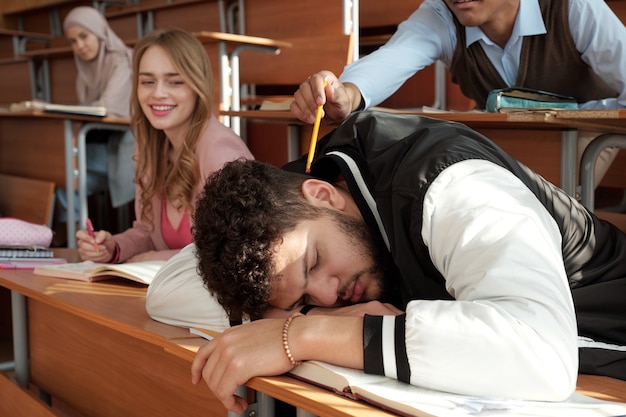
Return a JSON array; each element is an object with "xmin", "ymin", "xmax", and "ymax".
[{"xmin": 328, "ymin": 209, "xmax": 397, "ymax": 305}]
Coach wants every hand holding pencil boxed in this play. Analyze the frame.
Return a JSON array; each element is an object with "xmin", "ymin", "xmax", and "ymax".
[
  {"xmin": 291, "ymin": 70, "xmax": 361, "ymax": 125},
  {"xmin": 76, "ymin": 221, "xmax": 115, "ymax": 262},
  {"xmin": 85, "ymin": 218, "xmax": 100, "ymax": 254}
]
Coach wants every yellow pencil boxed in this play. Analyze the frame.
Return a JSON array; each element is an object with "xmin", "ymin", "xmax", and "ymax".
[{"xmin": 305, "ymin": 79, "xmax": 328, "ymax": 174}]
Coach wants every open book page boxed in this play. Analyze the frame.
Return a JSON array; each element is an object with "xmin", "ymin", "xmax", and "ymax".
[
  {"xmin": 289, "ymin": 361, "xmax": 626, "ymax": 417},
  {"xmin": 9, "ymin": 100, "xmax": 107, "ymax": 117},
  {"xmin": 33, "ymin": 260, "xmax": 165, "ymax": 284},
  {"xmin": 189, "ymin": 327, "xmax": 220, "ymax": 340}
]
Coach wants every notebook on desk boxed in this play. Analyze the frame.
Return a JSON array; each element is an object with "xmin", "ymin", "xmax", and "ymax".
[{"xmin": 0, "ymin": 245, "xmax": 54, "ymax": 258}]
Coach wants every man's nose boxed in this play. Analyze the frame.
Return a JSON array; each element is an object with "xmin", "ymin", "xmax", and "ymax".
[{"xmin": 307, "ymin": 273, "xmax": 340, "ymax": 306}]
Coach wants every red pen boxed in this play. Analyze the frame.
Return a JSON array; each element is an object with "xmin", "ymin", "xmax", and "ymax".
[{"xmin": 85, "ymin": 218, "xmax": 101, "ymax": 254}]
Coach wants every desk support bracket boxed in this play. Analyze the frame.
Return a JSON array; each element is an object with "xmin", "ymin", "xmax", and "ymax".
[
  {"xmin": 10, "ymin": 291, "xmax": 28, "ymax": 388},
  {"xmin": 560, "ymin": 129, "xmax": 578, "ymax": 197},
  {"xmin": 580, "ymin": 133, "xmax": 626, "ymax": 211},
  {"xmin": 66, "ymin": 122, "xmax": 131, "ymax": 248}
]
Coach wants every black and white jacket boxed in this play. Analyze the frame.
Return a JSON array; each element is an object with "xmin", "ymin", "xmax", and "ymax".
[{"xmin": 286, "ymin": 110, "xmax": 626, "ymax": 400}]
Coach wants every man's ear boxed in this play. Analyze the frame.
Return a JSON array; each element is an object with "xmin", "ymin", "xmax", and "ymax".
[{"xmin": 301, "ymin": 179, "xmax": 346, "ymax": 210}]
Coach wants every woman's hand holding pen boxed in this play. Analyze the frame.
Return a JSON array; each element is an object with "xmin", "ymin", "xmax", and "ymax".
[
  {"xmin": 76, "ymin": 228, "xmax": 116, "ymax": 262},
  {"xmin": 291, "ymin": 70, "xmax": 360, "ymax": 125}
]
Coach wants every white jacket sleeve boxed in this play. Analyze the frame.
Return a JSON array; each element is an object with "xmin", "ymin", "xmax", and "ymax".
[
  {"xmin": 145, "ymin": 243, "xmax": 233, "ymax": 332},
  {"xmin": 405, "ymin": 160, "xmax": 577, "ymax": 400}
]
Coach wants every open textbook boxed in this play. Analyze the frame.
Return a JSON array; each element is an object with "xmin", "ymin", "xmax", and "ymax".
[
  {"xmin": 288, "ymin": 361, "xmax": 626, "ymax": 417},
  {"xmin": 9, "ymin": 100, "xmax": 107, "ymax": 117},
  {"xmin": 33, "ymin": 260, "xmax": 166, "ymax": 284},
  {"xmin": 186, "ymin": 328, "xmax": 626, "ymax": 416}
]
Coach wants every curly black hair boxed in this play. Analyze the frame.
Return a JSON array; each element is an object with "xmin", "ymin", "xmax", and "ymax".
[{"xmin": 193, "ymin": 159, "xmax": 326, "ymax": 321}]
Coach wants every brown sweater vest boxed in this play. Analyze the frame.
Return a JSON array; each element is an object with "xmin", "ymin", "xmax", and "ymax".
[{"xmin": 449, "ymin": 0, "xmax": 617, "ymax": 109}]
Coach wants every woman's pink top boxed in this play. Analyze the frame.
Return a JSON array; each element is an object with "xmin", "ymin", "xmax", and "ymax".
[
  {"xmin": 160, "ymin": 198, "xmax": 192, "ymax": 249},
  {"xmin": 112, "ymin": 115, "xmax": 254, "ymax": 262}
]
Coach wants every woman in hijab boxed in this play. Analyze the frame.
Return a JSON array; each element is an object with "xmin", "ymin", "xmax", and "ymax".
[{"xmin": 54, "ymin": 6, "xmax": 135, "ymax": 244}]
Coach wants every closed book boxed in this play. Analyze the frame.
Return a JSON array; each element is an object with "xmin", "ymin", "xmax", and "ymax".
[{"xmin": 10, "ymin": 100, "xmax": 107, "ymax": 117}]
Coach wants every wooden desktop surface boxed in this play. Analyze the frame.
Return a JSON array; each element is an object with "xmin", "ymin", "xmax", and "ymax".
[
  {"xmin": 224, "ymin": 108, "xmax": 626, "ymax": 195},
  {"xmin": 222, "ymin": 108, "xmax": 626, "ymax": 132},
  {"xmin": 1, "ymin": 259, "xmax": 626, "ymax": 417},
  {"xmin": 0, "ymin": 111, "xmax": 130, "ymax": 246},
  {"xmin": 0, "ymin": 110, "xmax": 128, "ymax": 186}
]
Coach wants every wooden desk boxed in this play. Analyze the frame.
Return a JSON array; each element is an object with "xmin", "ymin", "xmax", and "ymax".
[
  {"xmin": 18, "ymin": 30, "xmax": 290, "ymax": 135},
  {"xmin": 0, "ymin": 29, "xmax": 53, "ymax": 58},
  {"xmin": 224, "ymin": 109, "xmax": 626, "ymax": 197},
  {"xmin": 193, "ymin": 30, "xmax": 292, "ymax": 135},
  {"xmin": 0, "ymin": 111, "xmax": 130, "ymax": 246},
  {"xmin": 1, "ymin": 264, "xmax": 626, "ymax": 417}
]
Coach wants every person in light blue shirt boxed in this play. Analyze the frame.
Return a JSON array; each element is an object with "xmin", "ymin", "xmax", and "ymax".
[{"xmin": 292, "ymin": 0, "xmax": 626, "ymax": 186}]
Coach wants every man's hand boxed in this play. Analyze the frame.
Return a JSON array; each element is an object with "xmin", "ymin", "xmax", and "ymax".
[
  {"xmin": 191, "ymin": 315, "xmax": 366, "ymax": 413},
  {"xmin": 191, "ymin": 318, "xmax": 293, "ymax": 414},
  {"xmin": 291, "ymin": 70, "xmax": 361, "ymax": 124}
]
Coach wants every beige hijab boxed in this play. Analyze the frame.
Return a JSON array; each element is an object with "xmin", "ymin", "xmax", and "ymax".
[{"xmin": 63, "ymin": 6, "xmax": 133, "ymax": 118}]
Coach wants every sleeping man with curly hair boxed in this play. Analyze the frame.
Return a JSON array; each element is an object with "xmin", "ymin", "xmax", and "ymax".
[{"xmin": 188, "ymin": 111, "xmax": 626, "ymax": 414}]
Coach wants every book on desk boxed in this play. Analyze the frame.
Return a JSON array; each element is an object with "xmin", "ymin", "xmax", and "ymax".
[
  {"xmin": 9, "ymin": 100, "xmax": 107, "ymax": 117},
  {"xmin": 33, "ymin": 260, "xmax": 165, "ymax": 284},
  {"xmin": 188, "ymin": 327, "xmax": 626, "ymax": 416},
  {"xmin": 289, "ymin": 360, "xmax": 626, "ymax": 417},
  {"xmin": 0, "ymin": 245, "xmax": 54, "ymax": 258},
  {"xmin": 0, "ymin": 245, "xmax": 67, "ymax": 269}
]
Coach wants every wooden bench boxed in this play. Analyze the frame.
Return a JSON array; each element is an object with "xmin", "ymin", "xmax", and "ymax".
[
  {"xmin": 0, "ymin": 29, "xmax": 53, "ymax": 59},
  {"xmin": 0, "ymin": 372, "xmax": 64, "ymax": 417},
  {"xmin": 222, "ymin": 0, "xmax": 355, "ymax": 152},
  {"xmin": 104, "ymin": 0, "xmax": 232, "ymax": 39},
  {"xmin": 0, "ymin": 173, "xmax": 55, "ymax": 227}
]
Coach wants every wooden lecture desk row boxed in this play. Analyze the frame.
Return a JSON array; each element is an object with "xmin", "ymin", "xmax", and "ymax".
[
  {"xmin": 12, "ymin": 30, "xmax": 291, "ymax": 135},
  {"xmin": 224, "ymin": 108, "xmax": 626, "ymax": 200},
  {"xmin": 0, "ymin": 109, "xmax": 130, "ymax": 247},
  {"xmin": 1, "ymin": 249, "xmax": 626, "ymax": 417}
]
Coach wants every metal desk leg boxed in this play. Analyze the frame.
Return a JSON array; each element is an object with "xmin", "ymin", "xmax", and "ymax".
[
  {"xmin": 257, "ymin": 392, "xmax": 275, "ymax": 417},
  {"xmin": 560, "ymin": 129, "xmax": 578, "ymax": 197},
  {"xmin": 229, "ymin": 45, "xmax": 281, "ymax": 136},
  {"xmin": 11, "ymin": 291, "xmax": 29, "ymax": 388},
  {"xmin": 76, "ymin": 122, "xmax": 131, "ymax": 232},
  {"xmin": 287, "ymin": 125, "xmax": 301, "ymax": 162},
  {"xmin": 580, "ymin": 133, "xmax": 626, "ymax": 211},
  {"xmin": 296, "ymin": 409, "xmax": 316, "ymax": 417},
  {"xmin": 64, "ymin": 119, "xmax": 77, "ymax": 248}
]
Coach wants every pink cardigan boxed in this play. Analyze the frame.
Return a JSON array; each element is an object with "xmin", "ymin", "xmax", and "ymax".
[{"xmin": 113, "ymin": 115, "xmax": 253, "ymax": 262}]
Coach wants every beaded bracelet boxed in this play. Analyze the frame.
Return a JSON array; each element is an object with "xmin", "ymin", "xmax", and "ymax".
[{"xmin": 282, "ymin": 312, "xmax": 304, "ymax": 367}]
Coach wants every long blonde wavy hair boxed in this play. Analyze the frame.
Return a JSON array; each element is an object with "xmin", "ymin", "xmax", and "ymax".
[{"xmin": 130, "ymin": 28, "xmax": 213, "ymax": 229}]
